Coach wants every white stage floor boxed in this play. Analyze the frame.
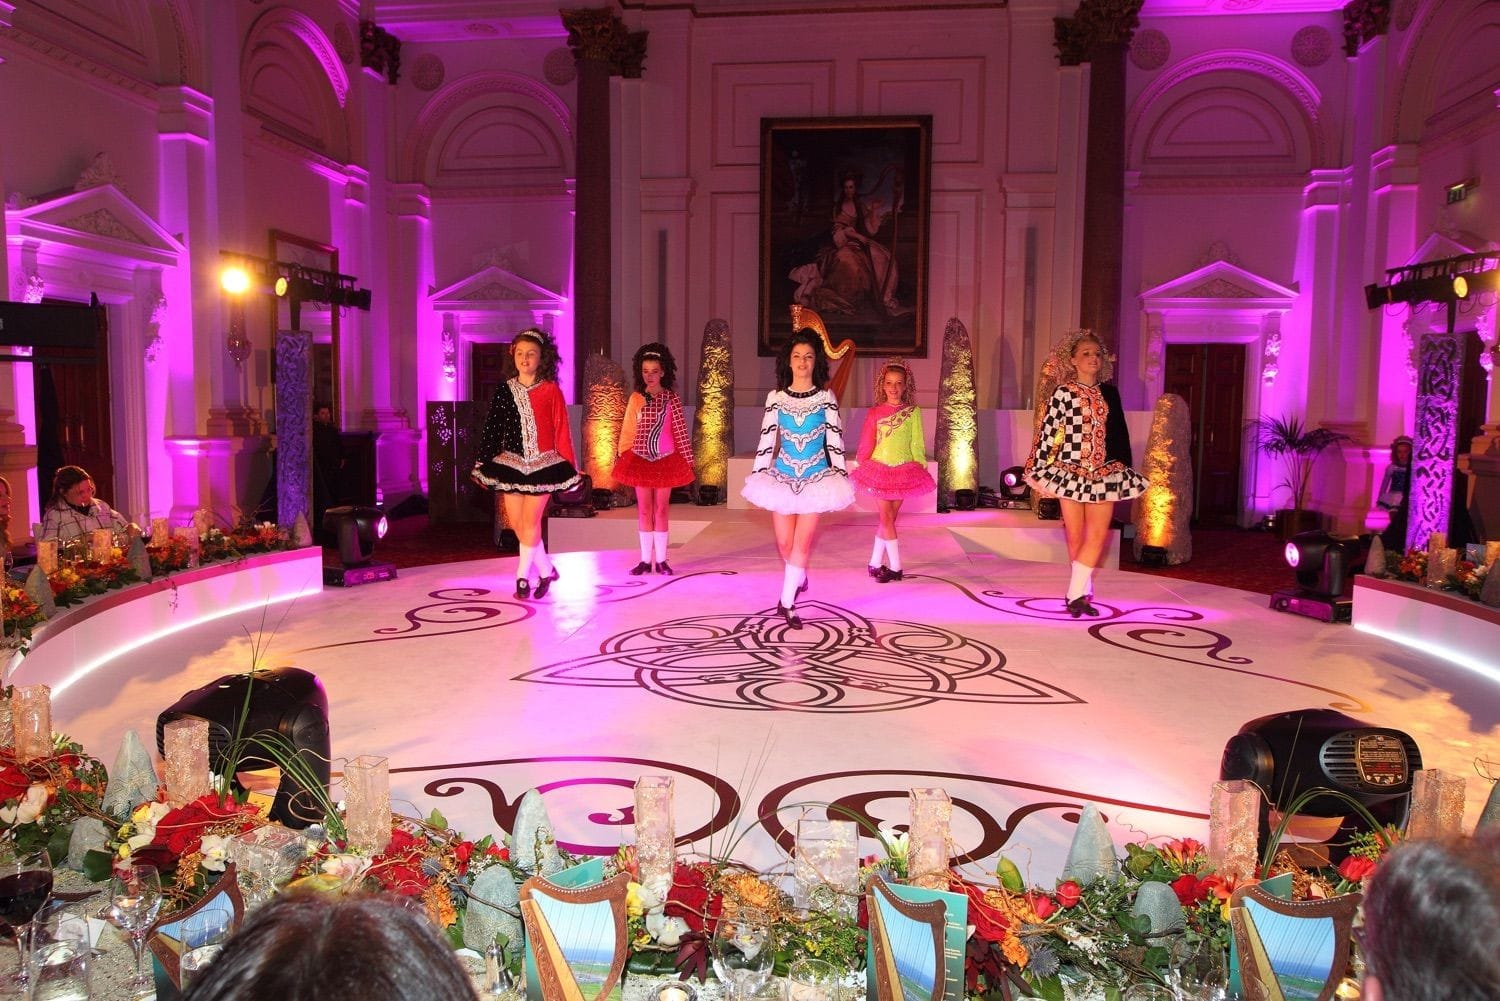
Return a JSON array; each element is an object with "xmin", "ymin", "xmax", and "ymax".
[{"xmin": 53, "ymin": 511, "xmax": 1499, "ymax": 885}]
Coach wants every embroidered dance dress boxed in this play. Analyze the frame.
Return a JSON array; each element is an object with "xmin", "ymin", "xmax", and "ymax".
[
  {"xmin": 740, "ymin": 387, "xmax": 855, "ymax": 514},
  {"xmin": 471, "ymin": 378, "xmax": 581, "ymax": 494},
  {"xmin": 613, "ymin": 390, "xmax": 695, "ymax": 489},
  {"xmin": 1025, "ymin": 380, "xmax": 1147, "ymax": 503},
  {"xmin": 849, "ymin": 403, "xmax": 936, "ymax": 501}
]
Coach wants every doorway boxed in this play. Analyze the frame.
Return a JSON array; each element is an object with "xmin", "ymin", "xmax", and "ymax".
[
  {"xmin": 33, "ymin": 304, "xmax": 114, "ymax": 513},
  {"xmin": 1163, "ymin": 343, "xmax": 1246, "ymax": 527}
]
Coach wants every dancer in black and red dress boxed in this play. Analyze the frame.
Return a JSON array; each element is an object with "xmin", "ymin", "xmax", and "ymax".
[
  {"xmin": 1025, "ymin": 329, "xmax": 1147, "ymax": 617},
  {"xmin": 472, "ymin": 328, "xmax": 580, "ymax": 599},
  {"xmin": 614, "ymin": 343, "xmax": 695, "ymax": 575}
]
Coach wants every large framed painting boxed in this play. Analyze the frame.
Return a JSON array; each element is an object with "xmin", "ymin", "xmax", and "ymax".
[{"xmin": 759, "ymin": 116, "xmax": 932, "ymax": 358}]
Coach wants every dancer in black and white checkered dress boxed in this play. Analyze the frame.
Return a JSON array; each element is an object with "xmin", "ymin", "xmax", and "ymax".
[{"xmin": 1025, "ymin": 330, "xmax": 1147, "ymax": 618}]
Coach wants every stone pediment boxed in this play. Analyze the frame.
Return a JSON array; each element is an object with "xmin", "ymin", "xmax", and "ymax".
[
  {"xmin": 7, "ymin": 184, "xmax": 182, "ymax": 266},
  {"xmin": 1140, "ymin": 259, "xmax": 1297, "ymax": 310},
  {"xmin": 430, "ymin": 265, "xmax": 563, "ymax": 311},
  {"xmin": 1403, "ymin": 230, "xmax": 1496, "ymax": 266}
]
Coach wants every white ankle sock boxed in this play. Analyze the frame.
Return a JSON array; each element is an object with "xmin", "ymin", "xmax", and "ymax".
[
  {"xmin": 638, "ymin": 532, "xmax": 653, "ymax": 563},
  {"xmin": 653, "ymin": 531, "xmax": 670, "ymax": 563},
  {"xmin": 533, "ymin": 541, "xmax": 554, "ymax": 576},
  {"xmin": 781, "ymin": 563, "xmax": 804, "ymax": 607},
  {"xmin": 517, "ymin": 544, "xmax": 536, "ymax": 583},
  {"xmin": 886, "ymin": 539, "xmax": 902, "ymax": 572},
  {"xmin": 869, "ymin": 536, "xmax": 887, "ymax": 568},
  {"xmin": 1067, "ymin": 560, "xmax": 1092, "ymax": 601}
]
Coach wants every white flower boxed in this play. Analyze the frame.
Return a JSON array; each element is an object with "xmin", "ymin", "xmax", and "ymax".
[
  {"xmin": 320, "ymin": 854, "xmax": 372, "ymax": 884},
  {"xmin": 880, "ymin": 829, "xmax": 910, "ymax": 863},
  {"xmin": 199, "ymin": 835, "xmax": 232, "ymax": 872},
  {"xmin": 124, "ymin": 802, "xmax": 172, "ymax": 851},
  {"xmin": 644, "ymin": 912, "xmax": 691, "ymax": 947},
  {"xmin": 0, "ymin": 784, "xmax": 50, "ymax": 826}
]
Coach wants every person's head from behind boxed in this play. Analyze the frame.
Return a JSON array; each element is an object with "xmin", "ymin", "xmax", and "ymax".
[
  {"xmin": 181, "ymin": 891, "xmax": 477, "ymax": 1001},
  {"xmin": 1360, "ymin": 831, "xmax": 1500, "ymax": 1001},
  {"xmin": 49, "ymin": 466, "xmax": 95, "ymax": 509},
  {"xmin": 776, "ymin": 329, "xmax": 830, "ymax": 391}
]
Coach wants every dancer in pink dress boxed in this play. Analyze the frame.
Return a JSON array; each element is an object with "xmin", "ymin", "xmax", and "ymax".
[{"xmin": 849, "ymin": 360, "xmax": 935, "ymax": 582}]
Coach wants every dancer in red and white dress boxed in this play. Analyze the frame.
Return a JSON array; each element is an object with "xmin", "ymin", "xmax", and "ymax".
[
  {"xmin": 849, "ymin": 359, "xmax": 935, "ymax": 582},
  {"xmin": 614, "ymin": 343, "xmax": 695, "ymax": 575}
]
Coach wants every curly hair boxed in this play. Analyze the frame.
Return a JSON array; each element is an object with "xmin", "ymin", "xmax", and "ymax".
[
  {"xmin": 775, "ymin": 329, "xmax": 831, "ymax": 391},
  {"xmin": 511, "ymin": 328, "xmax": 562, "ymax": 384},
  {"xmin": 872, "ymin": 359, "xmax": 916, "ymax": 406},
  {"xmin": 631, "ymin": 342, "xmax": 678, "ymax": 394},
  {"xmin": 1048, "ymin": 329, "xmax": 1114, "ymax": 385}
]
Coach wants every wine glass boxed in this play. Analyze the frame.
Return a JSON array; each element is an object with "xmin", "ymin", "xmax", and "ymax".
[
  {"xmin": 0, "ymin": 845, "xmax": 53, "ymax": 995},
  {"xmin": 106, "ymin": 862, "xmax": 162, "ymax": 994},
  {"xmin": 710, "ymin": 908, "xmax": 773, "ymax": 1001}
]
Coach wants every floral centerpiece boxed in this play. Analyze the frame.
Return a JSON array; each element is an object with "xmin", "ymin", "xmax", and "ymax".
[
  {"xmin": 2, "ymin": 582, "xmax": 46, "ymax": 645},
  {"xmin": 1386, "ymin": 547, "xmax": 1491, "ymax": 601},
  {"xmin": 147, "ymin": 535, "xmax": 194, "ymax": 575},
  {"xmin": 0, "ymin": 734, "xmax": 108, "ymax": 859},
  {"xmin": 48, "ymin": 556, "xmax": 141, "ymax": 607}
]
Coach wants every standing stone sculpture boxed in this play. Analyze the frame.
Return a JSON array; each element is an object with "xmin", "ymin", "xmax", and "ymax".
[
  {"xmin": 1364, "ymin": 534, "xmax": 1387, "ymax": 576},
  {"xmin": 692, "ymin": 319, "xmax": 735, "ymax": 499},
  {"xmin": 1133, "ymin": 393, "xmax": 1193, "ymax": 564},
  {"xmin": 934, "ymin": 317, "xmax": 977, "ymax": 504},
  {"xmin": 584, "ymin": 353, "xmax": 629, "ymax": 495},
  {"xmin": 512, "ymin": 788, "xmax": 564, "ymax": 876},
  {"xmin": 1060, "ymin": 803, "xmax": 1119, "ymax": 883}
]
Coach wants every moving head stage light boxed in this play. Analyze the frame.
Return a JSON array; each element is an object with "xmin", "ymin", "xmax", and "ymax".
[
  {"xmin": 1270, "ymin": 531, "xmax": 1354, "ymax": 623},
  {"xmin": 1220, "ymin": 708, "xmax": 1419, "ymax": 864},
  {"xmin": 157, "ymin": 666, "xmax": 331, "ymax": 828}
]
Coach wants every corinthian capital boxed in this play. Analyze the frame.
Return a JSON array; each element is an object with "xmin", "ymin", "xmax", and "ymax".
[{"xmin": 1054, "ymin": 0, "xmax": 1144, "ymax": 65}]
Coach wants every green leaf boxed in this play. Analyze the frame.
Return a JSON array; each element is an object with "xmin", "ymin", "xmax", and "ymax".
[
  {"xmin": 997, "ymin": 856, "xmax": 1025, "ymax": 892},
  {"xmin": 427, "ymin": 808, "xmax": 448, "ymax": 830},
  {"xmin": 81, "ymin": 848, "xmax": 115, "ymax": 883}
]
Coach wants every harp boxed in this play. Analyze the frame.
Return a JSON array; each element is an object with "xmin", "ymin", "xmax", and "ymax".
[
  {"xmin": 867, "ymin": 876, "xmax": 948, "ymax": 1001},
  {"xmin": 791, "ymin": 304, "xmax": 857, "ymax": 402},
  {"xmin": 519, "ymin": 870, "xmax": 632, "ymax": 1001},
  {"xmin": 147, "ymin": 862, "xmax": 245, "ymax": 991},
  {"xmin": 1228, "ymin": 883, "xmax": 1361, "ymax": 1001}
]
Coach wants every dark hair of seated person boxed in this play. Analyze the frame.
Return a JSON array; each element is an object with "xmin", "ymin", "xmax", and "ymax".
[
  {"xmin": 181, "ymin": 891, "xmax": 478, "ymax": 1001},
  {"xmin": 1360, "ymin": 829, "xmax": 1500, "ymax": 1001}
]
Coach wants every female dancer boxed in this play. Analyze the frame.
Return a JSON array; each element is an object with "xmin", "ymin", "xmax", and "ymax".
[
  {"xmin": 1024, "ymin": 330, "xmax": 1147, "ymax": 617},
  {"xmin": 741, "ymin": 329, "xmax": 854, "ymax": 628},
  {"xmin": 850, "ymin": 359, "xmax": 935, "ymax": 582},
  {"xmin": 614, "ymin": 342, "xmax": 695, "ymax": 575},
  {"xmin": 472, "ymin": 328, "xmax": 580, "ymax": 600}
]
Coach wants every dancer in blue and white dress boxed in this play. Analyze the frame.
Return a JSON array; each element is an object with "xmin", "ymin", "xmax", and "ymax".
[{"xmin": 741, "ymin": 328, "xmax": 854, "ymax": 628}]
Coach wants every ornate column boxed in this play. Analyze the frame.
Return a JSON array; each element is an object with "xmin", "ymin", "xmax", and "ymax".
[
  {"xmin": 562, "ymin": 8, "xmax": 647, "ymax": 399},
  {"xmin": 1461, "ymin": 305, "xmax": 1500, "ymax": 541},
  {"xmin": 1055, "ymin": 1, "xmax": 1142, "ymax": 352}
]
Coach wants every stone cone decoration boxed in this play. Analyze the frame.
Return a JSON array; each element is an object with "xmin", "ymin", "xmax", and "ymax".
[
  {"xmin": 1130, "ymin": 880, "xmax": 1186, "ymax": 936},
  {"xmin": 64, "ymin": 817, "xmax": 110, "ymax": 871},
  {"xmin": 935, "ymin": 316, "xmax": 977, "ymax": 502},
  {"xmin": 102, "ymin": 729, "xmax": 160, "ymax": 819},
  {"xmin": 1060, "ymin": 803, "xmax": 1119, "ymax": 883},
  {"xmin": 1476, "ymin": 778, "xmax": 1500, "ymax": 830},
  {"xmin": 1480, "ymin": 564, "xmax": 1500, "ymax": 608},
  {"xmin": 691, "ymin": 319, "xmax": 735, "ymax": 498},
  {"xmin": 1133, "ymin": 393, "xmax": 1193, "ymax": 565},
  {"xmin": 23, "ymin": 565, "xmax": 55, "ymax": 619},
  {"xmin": 291, "ymin": 511, "xmax": 314, "ymax": 548},
  {"xmin": 583, "ymin": 353, "xmax": 628, "ymax": 494},
  {"xmin": 512, "ymin": 788, "xmax": 564, "ymax": 876},
  {"xmin": 1364, "ymin": 534, "xmax": 1386, "ymax": 577},
  {"xmin": 464, "ymin": 862, "xmax": 523, "ymax": 954},
  {"xmin": 128, "ymin": 535, "xmax": 152, "ymax": 581}
]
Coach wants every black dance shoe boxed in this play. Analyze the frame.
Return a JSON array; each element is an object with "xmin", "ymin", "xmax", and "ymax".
[
  {"xmin": 657, "ymin": 561, "xmax": 674, "ymax": 576},
  {"xmin": 867, "ymin": 565, "xmax": 882, "ymax": 579},
  {"xmin": 1066, "ymin": 595, "xmax": 1099, "ymax": 618},
  {"xmin": 877, "ymin": 567, "xmax": 904, "ymax": 583},
  {"xmin": 776, "ymin": 603, "xmax": 803, "ymax": 629},
  {"xmin": 534, "ymin": 569, "xmax": 560, "ymax": 598},
  {"xmin": 514, "ymin": 579, "xmax": 531, "ymax": 600},
  {"xmin": 629, "ymin": 561, "xmax": 653, "ymax": 576}
]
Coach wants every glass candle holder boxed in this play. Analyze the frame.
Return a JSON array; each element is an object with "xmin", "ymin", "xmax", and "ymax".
[
  {"xmin": 344, "ymin": 754, "xmax": 392, "ymax": 853},
  {"xmin": 787, "ymin": 958, "xmax": 840, "ymax": 1001},
  {"xmin": 150, "ymin": 517, "xmax": 170, "ymax": 542},
  {"xmin": 1207, "ymin": 780, "xmax": 1261, "ymax": 881},
  {"xmin": 908, "ymin": 787, "xmax": 952, "ymax": 890},
  {"xmin": 1407, "ymin": 769, "xmax": 1465, "ymax": 839},
  {"xmin": 794, "ymin": 818, "xmax": 858, "ymax": 918},
  {"xmin": 89, "ymin": 528, "xmax": 114, "ymax": 562},
  {"xmin": 36, "ymin": 540, "xmax": 58, "ymax": 576},
  {"xmin": 633, "ymin": 775, "xmax": 676, "ymax": 895},
  {"xmin": 163, "ymin": 717, "xmax": 212, "ymax": 805},
  {"xmin": 11, "ymin": 684, "xmax": 51, "ymax": 760}
]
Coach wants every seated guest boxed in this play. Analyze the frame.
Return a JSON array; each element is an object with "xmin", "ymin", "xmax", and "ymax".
[
  {"xmin": 182, "ymin": 891, "xmax": 478, "ymax": 1000},
  {"xmin": 1360, "ymin": 830, "xmax": 1500, "ymax": 1001},
  {"xmin": 38, "ymin": 465, "xmax": 135, "ymax": 544}
]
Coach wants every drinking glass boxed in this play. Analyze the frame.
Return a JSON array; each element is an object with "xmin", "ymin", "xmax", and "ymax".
[
  {"xmin": 787, "ymin": 957, "xmax": 841, "ymax": 1001},
  {"xmin": 1122, "ymin": 985, "xmax": 1175, "ymax": 1001},
  {"xmin": 1170, "ymin": 939, "xmax": 1228, "ymax": 1001},
  {"xmin": 179, "ymin": 907, "xmax": 232, "ymax": 990},
  {"xmin": 27, "ymin": 905, "xmax": 91, "ymax": 1001},
  {"xmin": 0, "ymin": 846, "xmax": 54, "ymax": 995},
  {"xmin": 105, "ymin": 863, "xmax": 162, "ymax": 993},
  {"xmin": 709, "ymin": 909, "xmax": 773, "ymax": 1001}
]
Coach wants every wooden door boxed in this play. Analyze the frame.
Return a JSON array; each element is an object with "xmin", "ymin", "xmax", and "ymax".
[
  {"xmin": 471, "ymin": 342, "xmax": 513, "ymax": 406},
  {"xmin": 33, "ymin": 311, "xmax": 113, "ymax": 509},
  {"xmin": 1162, "ymin": 343, "xmax": 1246, "ymax": 526}
]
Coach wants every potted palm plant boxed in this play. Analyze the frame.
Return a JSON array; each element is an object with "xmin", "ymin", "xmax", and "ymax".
[{"xmin": 1248, "ymin": 414, "xmax": 1350, "ymax": 539}]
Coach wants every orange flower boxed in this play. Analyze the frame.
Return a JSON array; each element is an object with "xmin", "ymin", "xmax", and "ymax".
[{"xmin": 1000, "ymin": 933, "xmax": 1029, "ymax": 967}]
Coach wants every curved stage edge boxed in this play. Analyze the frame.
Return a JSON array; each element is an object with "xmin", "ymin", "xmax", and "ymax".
[
  {"xmin": 1352, "ymin": 575, "xmax": 1500, "ymax": 682},
  {"xmin": 4, "ymin": 548, "xmax": 325, "ymax": 697}
]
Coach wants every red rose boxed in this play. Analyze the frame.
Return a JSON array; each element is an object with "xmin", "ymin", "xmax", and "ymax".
[
  {"xmin": 486, "ymin": 844, "xmax": 509, "ymax": 860},
  {"xmin": 0, "ymin": 765, "xmax": 31, "ymax": 804},
  {"xmin": 958, "ymin": 881, "xmax": 1011, "ymax": 944},
  {"xmin": 1055, "ymin": 880, "xmax": 1083, "ymax": 908},
  {"xmin": 1171, "ymin": 874, "xmax": 1208, "ymax": 906},
  {"xmin": 1338, "ymin": 856, "xmax": 1377, "ymax": 882},
  {"xmin": 1027, "ymin": 892, "xmax": 1058, "ymax": 921}
]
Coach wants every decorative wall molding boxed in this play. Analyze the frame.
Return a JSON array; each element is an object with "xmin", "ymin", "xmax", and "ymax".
[
  {"xmin": 245, "ymin": 7, "xmax": 350, "ymax": 108},
  {"xmin": 403, "ymin": 71, "xmax": 574, "ymax": 185}
]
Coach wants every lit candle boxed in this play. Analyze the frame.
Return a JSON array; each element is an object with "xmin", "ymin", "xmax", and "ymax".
[
  {"xmin": 163, "ymin": 717, "xmax": 212, "ymax": 805},
  {"xmin": 89, "ymin": 528, "xmax": 113, "ymax": 562},
  {"xmin": 1427, "ymin": 531, "xmax": 1447, "ymax": 553},
  {"xmin": 634, "ymin": 775, "xmax": 676, "ymax": 895},
  {"xmin": 1486, "ymin": 541, "xmax": 1500, "ymax": 569},
  {"xmin": 151, "ymin": 517, "xmax": 170, "ymax": 541},
  {"xmin": 908, "ymin": 787, "xmax": 952, "ymax": 890},
  {"xmin": 344, "ymin": 754, "xmax": 391, "ymax": 853},
  {"xmin": 36, "ymin": 540, "xmax": 58, "ymax": 575},
  {"xmin": 11, "ymin": 684, "xmax": 52, "ymax": 761},
  {"xmin": 1208, "ymin": 780, "xmax": 1261, "ymax": 881}
]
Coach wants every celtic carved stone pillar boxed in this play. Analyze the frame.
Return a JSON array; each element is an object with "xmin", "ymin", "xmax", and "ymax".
[
  {"xmin": 1056, "ymin": 1, "xmax": 1142, "ymax": 353},
  {"xmin": 563, "ymin": 8, "xmax": 647, "ymax": 398}
]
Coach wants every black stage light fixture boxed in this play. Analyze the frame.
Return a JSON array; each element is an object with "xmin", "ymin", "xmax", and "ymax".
[
  {"xmin": 1220, "ymin": 708, "xmax": 1420, "ymax": 865},
  {"xmin": 345, "ymin": 288, "xmax": 373, "ymax": 311},
  {"xmin": 1035, "ymin": 497, "xmax": 1061, "ymax": 520},
  {"xmin": 953, "ymin": 488, "xmax": 977, "ymax": 511},
  {"xmin": 1269, "ymin": 530, "xmax": 1353, "ymax": 623},
  {"xmin": 591, "ymin": 488, "xmax": 615, "ymax": 511},
  {"xmin": 157, "ymin": 666, "xmax": 331, "ymax": 828},
  {"xmin": 696, "ymin": 485, "xmax": 721, "ymax": 506},
  {"xmin": 550, "ymin": 474, "xmax": 596, "ymax": 518},
  {"xmin": 996, "ymin": 466, "xmax": 1033, "ymax": 509},
  {"xmin": 322, "ymin": 505, "xmax": 396, "ymax": 586},
  {"xmin": 1139, "ymin": 545, "xmax": 1169, "ymax": 567}
]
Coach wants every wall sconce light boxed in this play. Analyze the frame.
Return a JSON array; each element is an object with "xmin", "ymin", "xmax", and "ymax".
[{"xmin": 1445, "ymin": 177, "xmax": 1477, "ymax": 204}]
